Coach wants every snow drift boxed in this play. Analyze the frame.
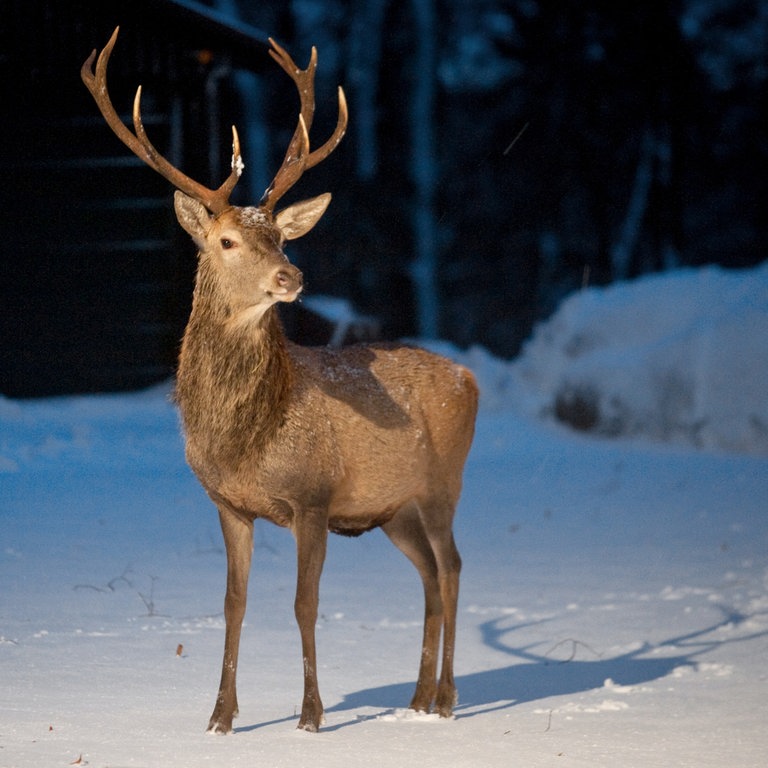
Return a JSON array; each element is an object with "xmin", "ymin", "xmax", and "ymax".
[{"xmin": 457, "ymin": 262, "xmax": 768, "ymax": 455}]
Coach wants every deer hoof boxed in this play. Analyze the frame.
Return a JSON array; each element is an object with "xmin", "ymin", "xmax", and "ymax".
[
  {"xmin": 207, "ymin": 717, "xmax": 234, "ymax": 735},
  {"xmin": 297, "ymin": 708, "xmax": 325, "ymax": 732},
  {"xmin": 434, "ymin": 686, "xmax": 458, "ymax": 719}
]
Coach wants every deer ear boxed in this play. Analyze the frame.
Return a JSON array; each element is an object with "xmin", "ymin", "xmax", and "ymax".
[
  {"xmin": 174, "ymin": 191, "xmax": 213, "ymax": 246},
  {"xmin": 274, "ymin": 193, "xmax": 331, "ymax": 241}
]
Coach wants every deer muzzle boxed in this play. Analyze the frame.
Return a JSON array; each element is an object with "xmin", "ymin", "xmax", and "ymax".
[{"xmin": 271, "ymin": 267, "xmax": 303, "ymax": 301}]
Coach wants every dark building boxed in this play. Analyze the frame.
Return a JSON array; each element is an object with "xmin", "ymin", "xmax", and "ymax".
[{"xmin": 0, "ymin": 0, "xmax": 275, "ymax": 396}]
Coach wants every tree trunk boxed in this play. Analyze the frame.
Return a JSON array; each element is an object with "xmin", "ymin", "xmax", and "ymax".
[
  {"xmin": 348, "ymin": 0, "xmax": 388, "ymax": 180},
  {"xmin": 611, "ymin": 128, "xmax": 655, "ymax": 280},
  {"xmin": 409, "ymin": 0, "xmax": 439, "ymax": 339}
]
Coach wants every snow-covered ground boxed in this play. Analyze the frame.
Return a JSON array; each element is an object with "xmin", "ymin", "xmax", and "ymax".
[{"xmin": 2, "ymin": 264, "xmax": 767, "ymax": 767}]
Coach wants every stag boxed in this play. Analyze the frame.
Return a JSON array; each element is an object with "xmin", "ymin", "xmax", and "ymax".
[{"xmin": 82, "ymin": 28, "xmax": 478, "ymax": 733}]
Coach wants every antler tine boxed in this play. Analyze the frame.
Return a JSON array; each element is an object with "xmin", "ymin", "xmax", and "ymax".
[
  {"xmin": 261, "ymin": 38, "xmax": 348, "ymax": 211},
  {"xmin": 81, "ymin": 27, "xmax": 242, "ymax": 215},
  {"xmin": 305, "ymin": 86, "xmax": 348, "ymax": 171},
  {"xmin": 268, "ymin": 38, "xmax": 318, "ymax": 135}
]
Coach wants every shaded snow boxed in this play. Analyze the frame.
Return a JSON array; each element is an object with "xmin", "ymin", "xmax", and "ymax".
[{"xmin": 2, "ymin": 264, "xmax": 768, "ymax": 767}]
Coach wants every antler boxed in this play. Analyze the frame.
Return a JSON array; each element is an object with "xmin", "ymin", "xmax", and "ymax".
[
  {"xmin": 260, "ymin": 38, "xmax": 348, "ymax": 211},
  {"xmin": 81, "ymin": 27, "xmax": 242, "ymax": 215}
]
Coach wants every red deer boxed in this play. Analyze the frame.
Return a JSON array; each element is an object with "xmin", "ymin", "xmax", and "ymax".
[{"xmin": 82, "ymin": 28, "xmax": 478, "ymax": 733}]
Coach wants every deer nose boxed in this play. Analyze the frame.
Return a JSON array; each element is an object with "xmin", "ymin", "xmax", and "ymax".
[{"xmin": 275, "ymin": 268, "xmax": 303, "ymax": 294}]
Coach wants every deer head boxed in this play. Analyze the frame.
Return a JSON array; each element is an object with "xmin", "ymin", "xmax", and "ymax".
[
  {"xmin": 81, "ymin": 27, "xmax": 347, "ymax": 323},
  {"xmin": 171, "ymin": 193, "xmax": 329, "ymax": 326}
]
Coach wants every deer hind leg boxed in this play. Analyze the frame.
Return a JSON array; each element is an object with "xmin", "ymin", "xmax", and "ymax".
[
  {"xmin": 208, "ymin": 507, "xmax": 253, "ymax": 734},
  {"xmin": 418, "ymin": 500, "xmax": 461, "ymax": 719},
  {"xmin": 293, "ymin": 509, "xmax": 329, "ymax": 732},
  {"xmin": 431, "ymin": 528, "xmax": 461, "ymax": 717},
  {"xmin": 382, "ymin": 505, "xmax": 443, "ymax": 714}
]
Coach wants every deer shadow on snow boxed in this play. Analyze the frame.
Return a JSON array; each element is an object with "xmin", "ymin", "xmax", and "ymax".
[{"xmin": 236, "ymin": 602, "xmax": 768, "ymax": 733}]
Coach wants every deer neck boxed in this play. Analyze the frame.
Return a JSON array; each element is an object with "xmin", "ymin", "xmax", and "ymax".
[{"xmin": 176, "ymin": 273, "xmax": 294, "ymax": 474}]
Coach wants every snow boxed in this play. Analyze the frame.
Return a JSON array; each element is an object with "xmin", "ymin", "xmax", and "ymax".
[
  {"xmin": 452, "ymin": 262, "xmax": 768, "ymax": 455},
  {"xmin": 2, "ymin": 264, "xmax": 767, "ymax": 767},
  {"xmin": 302, "ymin": 295, "xmax": 379, "ymax": 347},
  {"xmin": 238, "ymin": 206, "xmax": 270, "ymax": 228},
  {"xmin": 232, "ymin": 151, "xmax": 245, "ymax": 177}
]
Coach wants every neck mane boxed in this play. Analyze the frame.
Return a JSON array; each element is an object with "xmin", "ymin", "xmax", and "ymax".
[{"xmin": 176, "ymin": 283, "xmax": 293, "ymax": 469}]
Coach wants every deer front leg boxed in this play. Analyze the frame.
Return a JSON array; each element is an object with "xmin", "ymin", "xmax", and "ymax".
[
  {"xmin": 208, "ymin": 507, "xmax": 254, "ymax": 734},
  {"xmin": 293, "ymin": 510, "xmax": 328, "ymax": 732}
]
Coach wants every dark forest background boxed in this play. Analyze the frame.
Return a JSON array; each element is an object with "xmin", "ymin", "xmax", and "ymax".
[
  {"xmin": 270, "ymin": 0, "xmax": 767, "ymax": 354},
  {"xmin": 1, "ymin": 0, "xmax": 766, "ymax": 395}
]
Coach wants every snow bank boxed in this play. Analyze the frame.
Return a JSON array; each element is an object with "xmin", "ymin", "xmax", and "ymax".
[
  {"xmin": 508, "ymin": 262, "xmax": 768, "ymax": 454},
  {"xmin": 436, "ymin": 263, "xmax": 768, "ymax": 455}
]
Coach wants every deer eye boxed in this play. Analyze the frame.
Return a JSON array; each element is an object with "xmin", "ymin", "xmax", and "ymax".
[{"xmin": 220, "ymin": 238, "xmax": 235, "ymax": 249}]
